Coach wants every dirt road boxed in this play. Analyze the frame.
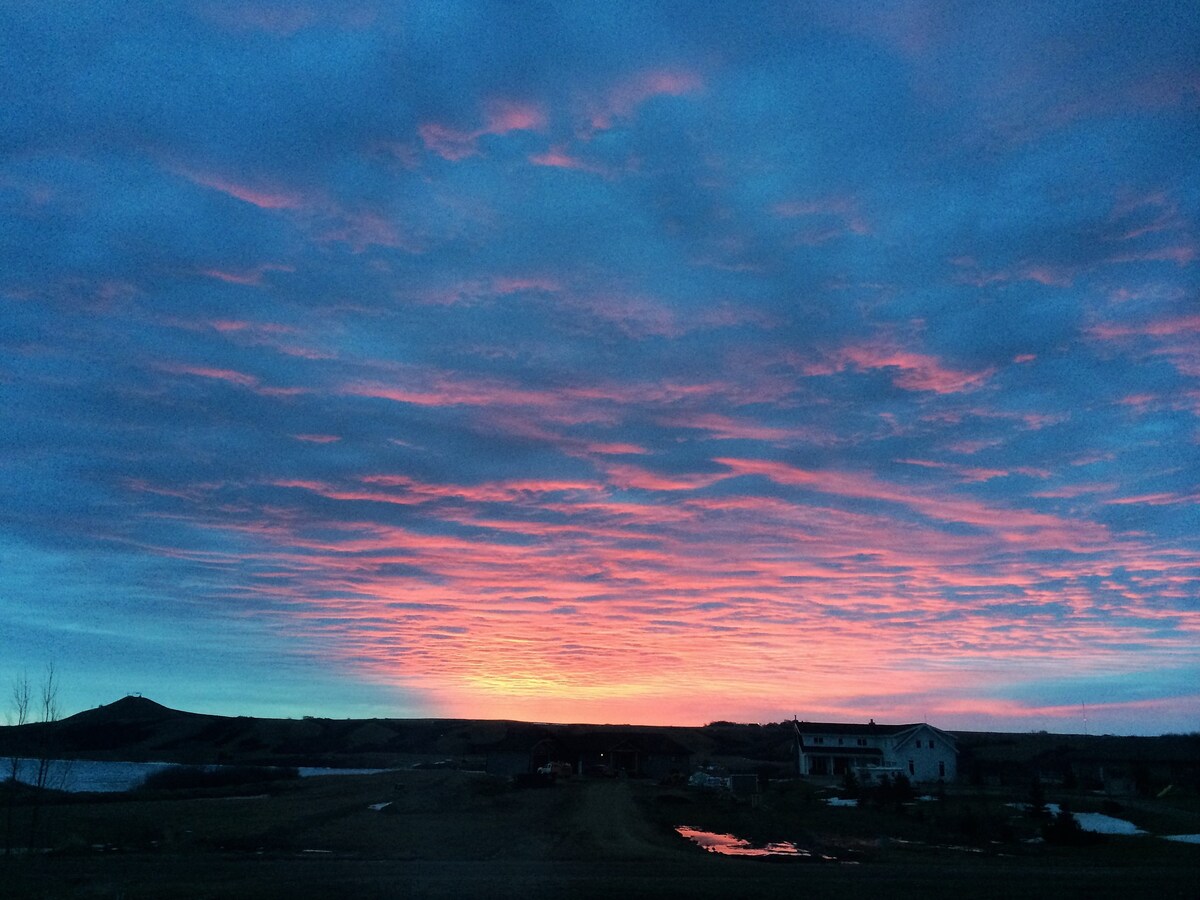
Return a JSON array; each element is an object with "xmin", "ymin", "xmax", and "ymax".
[{"xmin": 551, "ymin": 778, "xmax": 680, "ymax": 860}]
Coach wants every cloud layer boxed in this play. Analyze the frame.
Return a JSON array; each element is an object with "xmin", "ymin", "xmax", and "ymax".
[{"xmin": 2, "ymin": 1, "xmax": 1197, "ymax": 731}]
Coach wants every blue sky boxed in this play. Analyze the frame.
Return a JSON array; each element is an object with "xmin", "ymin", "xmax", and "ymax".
[{"xmin": 2, "ymin": 1, "xmax": 1197, "ymax": 732}]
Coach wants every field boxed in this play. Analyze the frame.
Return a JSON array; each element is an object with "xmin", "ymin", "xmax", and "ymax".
[{"xmin": 4, "ymin": 769, "xmax": 1197, "ymax": 899}]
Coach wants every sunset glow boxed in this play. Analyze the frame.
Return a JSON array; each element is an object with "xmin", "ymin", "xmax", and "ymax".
[{"xmin": 2, "ymin": 2, "xmax": 1197, "ymax": 733}]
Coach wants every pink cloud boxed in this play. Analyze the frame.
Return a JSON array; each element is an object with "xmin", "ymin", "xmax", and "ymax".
[
  {"xmin": 419, "ymin": 99, "xmax": 547, "ymax": 161},
  {"xmin": 189, "ymin": 317, "xmax": 333, "ymax": 361},
  {"xmin": 483, "ymin": 100, "xmax": 546, "ymax": 134},
  {"xmin": 529, "ymin": 145, "xmax": 607, "ymax": 175},
  {"xmin": 949, "ymin": 257, "xmax": 1077, "ymax": 289},
  {"xmin": 1094, "ymin": 309, "xmax": 1200, "ymax": 338},
  {"xmin": 1087, "ymin": 313, "xmax": 1200, "ymax": 377},
  {"xmin": 572, "ymin": 293, "xmax": 681, "ymax": 338},
  {"xmin": 1107, "ymin": 244, "xmax": 1198, "ymax": 266},
  {"xmin": 492, "ymin": 276, "xmax": 561, "ymax": 294},
  {"xmin": 1031, "ymin": 482, "xmax": 1117, "ymax": 499},
  {"xmin": 141, "ymin": 434, "xmax": 1197, "ymax": 727},
  {"xmin": 945, "ymin": 438, "xmax": 1003, "ymax": 455},
  {"xmin": 773, "ymin": 195, "xmax": 871, "ymax": 243},
  {"xmin": 156, "ymin": 362, "xmax": 309, "ymax": 398},
  {"xmin": 292, "ymin": 434, "xmax": 341, "ymax": 444},
  {"xmin": 714, "ymin": 457, "xmax": 1102, "ymax": 544},
  {"xmin": 1021, "ymin": 265, "xmax": 1073, "ymax": 287},
  {"xmin": 417, "ymin": 123, "xmax": 479, "ymax": 161},
  {"xmin": 600, "ymin": 462, "xmax": 726, "ymax": 493},
  {"xmin": 899, "ymin": 459, "xmax": 1010, "ymax": 483},
  {"xmin": 808, "ymin": 342, "xmax": 994, "ymax": 394},
  {"xmin": 172, "ymin": 163, "xmax": 412, "ymax": 254},
  {"xmin": 585, "ymin": 69, "xmax": 703, "ymax": 132},
  {"xmin": 212, "ymin": 319, "xmax": 292, "ymax": 335},
  {"xmin": 198, "ymin": 269, "xmax": 261, "ymax": 286},
  {"xmin": 405, "ymin": 275, "xmax": 561, "ymax": 307},
  {"xmin": 197, "ymin": 263, "xmax": 293, "ymax": 287},
  {"xmin": 315, "ymin": 207, "xmax": 417, "ymax": 253},
  {"xmin": 1105, "ymin": 491, "xmax": 1199, "ymax": 507},
  {"xmin": 161, "ymin": 364, "xmax": 260, "ymax": 388},
  {"xmin": 581, "ymin": 441, "xmax": 649, "ymax": 456},
  {"xmin": 1108, "ymin": 190, "xmax": 1184, "ymax": 241},
  {"xmin": 175, "ymin": 167, "xmax": 306, "ymax": 210},
  {"xmin": 342, "ymin": 375, "xmax": 562, "ymax": 410},
  {"xmin": 1015, "ymin": 267, "xmax": 1070, "ymax": 287},
  {"xmin": 934, "ymin": 694, "xmax": 1200, "ymax": 728},
  {"xmin": 658, "ymin": 412, "xmax": 827, "ymax": 445}
]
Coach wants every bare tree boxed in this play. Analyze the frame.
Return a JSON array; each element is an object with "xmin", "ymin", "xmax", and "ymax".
[
  {"xmin": 32, "ymin": 663, "xmax": 59, "ymax": 792},
  {"xmin": 26, "ymin": 663, "xmax": 62, "ymax": 851},
  {"xmin": 4, "ymin": 671, "xmax": 32, "ymax": 856},
  {"xmin": 3, "ymin": 664, "xmax": 62, "ymax": 854}
]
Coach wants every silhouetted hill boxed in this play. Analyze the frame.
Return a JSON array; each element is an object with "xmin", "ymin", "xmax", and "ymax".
[
  {"xmin": 62, "ymin": 695, "xmax": 187, "ymax": 725},
  {"xmin": 0, "ymin": 701, "xmax": 1195, "ymax": 791},
  {"xmin": 951, "ymin": 729, "xmax": 1200, "ymax": 789}
]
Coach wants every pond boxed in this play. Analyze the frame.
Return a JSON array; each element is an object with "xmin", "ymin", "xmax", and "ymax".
[
  {"xmin": 676, "ymin": 825, "xmax": 835, "ymax": 859},
  {"xmin": 5, "ymin": 758, "xmax": 391, "ymax": 793}
]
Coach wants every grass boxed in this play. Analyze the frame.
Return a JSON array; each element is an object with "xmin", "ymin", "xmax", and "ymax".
[{"xmin": 2, "ymin": 772, "xmax": 1197, "ymax": 899}]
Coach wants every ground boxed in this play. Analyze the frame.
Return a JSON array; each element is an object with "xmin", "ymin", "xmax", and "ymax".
[{"xmin": 3, "ymin": 771, "xmax": 1197, "ymax": 899}]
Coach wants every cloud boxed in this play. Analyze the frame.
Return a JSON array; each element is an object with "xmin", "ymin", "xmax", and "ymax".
[
  {"xmin": 1, "ymin": 0, "xmax": 1197, "ymax": 731},
  {"xmin": 806, "ymin": 342, "xmax": 995, "ymax": 394},
  {"xmin": 419, "ymin": 99, "xmax": 547, "ymax": 161},
  {"xmin": 583, "ymin": 69, "xmax": 703, "ymax": 133},
  {"xmin": 173, "ymin": 166, "xmax": 308, "ymax": 210}
]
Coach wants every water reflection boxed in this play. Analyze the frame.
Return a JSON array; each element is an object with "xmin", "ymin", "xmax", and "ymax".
[{"xmin": 676, "ymin": 825, "xmax": 814, "ymax": 858}]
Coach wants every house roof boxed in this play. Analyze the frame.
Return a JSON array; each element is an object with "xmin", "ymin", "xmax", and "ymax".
[
  {"xmin": 794, "ymin": 721, "xmax": 917, "ymax": 736},
  {"xmin": 794, "ymin": 721, "xmax": 957, "ymax": 745}
]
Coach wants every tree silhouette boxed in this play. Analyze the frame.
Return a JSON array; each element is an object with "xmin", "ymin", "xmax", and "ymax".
[{"xmin": 3, "ymin": 663, "xmax": 62, "ymax": 854}]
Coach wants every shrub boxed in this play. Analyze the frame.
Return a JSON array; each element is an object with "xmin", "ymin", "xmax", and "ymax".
[
  {"xmin": 138, "ymin": 765, "xmax": 299, "ymax": 792},
  {"xmin": 840, "ymin": 768, "xmax": 860, "ymax": 799},
  {"xmin": 1042, "ymin": 803, "xmax": 1099, "ymax": 846}
]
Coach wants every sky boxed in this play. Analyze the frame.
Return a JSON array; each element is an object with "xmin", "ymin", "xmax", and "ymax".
[{"xmin": 1, "ymin": 2, "xmax": 1198, "ymax": 734}]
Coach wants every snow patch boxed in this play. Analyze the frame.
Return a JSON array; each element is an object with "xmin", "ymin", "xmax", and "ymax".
[
  {"xmin": 1072, "ymin": 812, "xmax": 1145, "ymax": 835},
  {"xmin": 1006, "ymin": 803, "xmax": 1146, "ymax": 835}
]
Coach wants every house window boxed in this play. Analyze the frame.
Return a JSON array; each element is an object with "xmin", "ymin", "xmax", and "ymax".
[
  {"xmin": 837, "ymin": 738, "xmax": 843, "ymax": 745},
  {"xmin": 939, "ymin": 761, "xmax": 945, "ymax": 777},
  {"xmin": 813, "ymin": 737, "xmax": 823, "ymax": 745},
  {"xmin": 857, "ymin": 738, "xmax": 866, "ymax": 746},
  {"xmin": 908, "ymin": 760, "xmax": 915, "ymax": 775}
]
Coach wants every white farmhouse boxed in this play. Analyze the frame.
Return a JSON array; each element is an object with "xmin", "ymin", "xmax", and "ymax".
[{"xmin": 793, "ymin": 720, "xmax": 957, "ymax": 783}]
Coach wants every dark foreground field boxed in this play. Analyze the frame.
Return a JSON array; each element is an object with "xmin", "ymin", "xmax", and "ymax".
[{"xmin": 4, "ymin": 770, "xmax": 1198, "ymax": 899}]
